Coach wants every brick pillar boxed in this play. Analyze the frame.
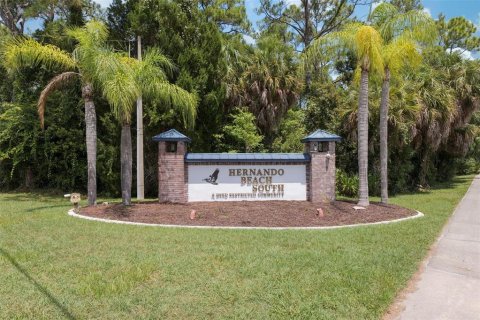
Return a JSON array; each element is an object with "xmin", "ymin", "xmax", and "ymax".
[
  {"xmin": 308, "ymin": 141, "xmax": 336, "ymax": 203},
  {"xmin": 158, "ymin": 141, "xmax": 187, "ymax": 203}
]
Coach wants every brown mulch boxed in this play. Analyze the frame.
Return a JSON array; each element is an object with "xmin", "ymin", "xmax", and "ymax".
[{"xmin": 79, "ymin": 200, "xmax": 416, "ymax": 228}]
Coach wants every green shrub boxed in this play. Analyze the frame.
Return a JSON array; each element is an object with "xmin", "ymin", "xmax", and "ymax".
[
  {"xmin": 336, "ymin": 169, "xmax": 359, "ymax": 198},
  {"xmin": 458, "ymin": 157, "xmax": 480, "ymax": 175},
  {"xmin": 368, "ymin": 170, "xmax": 381, "ymax": 197}
]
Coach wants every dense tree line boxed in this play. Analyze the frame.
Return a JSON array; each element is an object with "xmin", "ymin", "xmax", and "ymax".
[{"xmin": 0, "ymin": 0, "xmax": 479, "ymax": 200}]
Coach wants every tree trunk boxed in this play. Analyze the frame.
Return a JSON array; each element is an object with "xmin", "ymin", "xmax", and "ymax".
[
  {"xmin": 303, "ymin": 0, "xmax": 311, "ymax": 46},
  {"xmin": 82, "ymin": 83, "xmax": 97, "ymax": 206},
  {"xmin": 379, "ymin": 68, "xmax": 390, "ymax": 204},
  {"xmin": 25, "ymin": 166, "xmax": 33, "ymax": 189},
  {"xmin": 121, "ymin": 123, "xmax": 132, "ymax": 206},
  {"xmin": 303, "ymin": 0, "xmax": 312, "ymax": 90},
  {"xmin": 357, "ymin": 68, "xmax": 369, "ymax": 207},
  {"xmin": 419, "ymin": 149, "xmax": 429, "ymax": 188},
  {"xmin": 0, "ymin": 5, "xmax": 24, "ymax": 35}
]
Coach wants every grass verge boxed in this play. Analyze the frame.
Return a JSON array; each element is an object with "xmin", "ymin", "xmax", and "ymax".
[{"xmin": 0, "ymin": 175, "xmax": 474, "ymax": 319}]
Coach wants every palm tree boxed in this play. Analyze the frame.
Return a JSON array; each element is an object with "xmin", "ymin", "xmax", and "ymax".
[
  {"xmin": 412, "ymin": 51, "xmax": 480, "ymax": 186},
  {"xmin": 306, "ymin": 23, "xmax": 384, "ymax": 206},
  {"xmin": 3, "ymin": 21, "xmax": 118, "ymax": 205},
  {"xmin": 354, "ymin": 26, "xmax": 384, "ymax": 206},
  {"xmin": 229, "ymin": 35, "xmax": 302, "ymax": 138},
  {"xmin": 101, "ymin": 49, "xmax": 197, "ymax": 205},
  {"xmin": 370, "ymin": 3, "xmax": 435, "ymax": 203},
  {"xmin": 412, "ymin": 66, "xmax": 455, "ymax": 186}
]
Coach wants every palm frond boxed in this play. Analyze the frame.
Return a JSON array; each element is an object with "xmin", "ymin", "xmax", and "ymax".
[
  {"xmin": 103, "ymin": 82, "xmax": 139, "ymax": 124},
  {"xmin": 304, "ymin": 23, "xmax": 384, "ymax": 79},
  {"xmin": 92, "ymin": 49, "xmax": 125, "ymax": 86},
  {"xmin": 2, "ymin": 38, "xmax": 76, "ymax": 72},
  {"xmin": 143, "ymin": 48, "xmax": 176, "ymax": 78},
  {"xmin": 113, "ymin": 47, "xmax": 199, "ymax": 129},
  {"xmin": 303, "ymin": 22, "xmax": 360, "ymax": 67},
  {"xmin": 374, "ymin": 5, "xmax": 436, "ymax": 43},
  {"xmin": 67, "ymin": 20, "xmax": 111, "ymax": 83},
  {"xmin": 369, "ymin": 2, "xmax": 398, "ymax": 25},
  {"xmin": 101, "ymin": 65, "xmax": 139, "ymax": 124},
  {"xmin": 38, "ymin": 71, "xmax": 81, "ymax": 128},
  {"xmin": 383, "ymin": 37, "xmax": 421, "ymax": 73},
  {"xmin": 149, "ymin": 82, "xmax": 198, "ymax": 129},
  {"xmin": 135, "ymin": 59, "xmax": 168, "ymax": 89},
  {"xmin": 355, "ymin": 26, "xmax": 384, "ymax": 76},
  {"xmin": 67, "ymin": 20, "xmax": 108, "ymax": 50},
  {"xmin": 0, "ymin": 25, "xmax": 12, "ymax": 47}
]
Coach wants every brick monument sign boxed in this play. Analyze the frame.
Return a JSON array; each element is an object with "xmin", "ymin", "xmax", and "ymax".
[{"xmin": 153, "ymin": 129, "xmax": 341, "ymax": 203}]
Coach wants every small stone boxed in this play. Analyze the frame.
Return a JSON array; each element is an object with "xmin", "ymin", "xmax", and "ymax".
[
  {"xmin": 190, "ymin": 209, "xmax": 196, "ymax": 220},
  {"xmin": 102, "ymin": 202, "xmax": 109, "ymax": 206},
  {"xmin": 353, "ymin": 206, "xmax": 366, "ymax": 211},
  {"xmin": 316, "ymin": 208, "xmax": 324, "ymax": 217}
]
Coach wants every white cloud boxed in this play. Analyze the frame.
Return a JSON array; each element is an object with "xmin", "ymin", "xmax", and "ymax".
[
  {"xmin": 285, "ymin": 0, "xmax": 302, "ymax": 7},
  {"xmin": 371, "ymin": 1, "xmax": 384, "ymax": 12},
  {"xmin": 243, "ymin": 34, "xmax": 256, "ymax": 45},
  {"xmin": 452, "ymin": 47, "xmax": 475, "ymax": 60},
  {"xmin": 423, "ymin": 7, "xmax": 432, "ymax": 17},
  {"xmin": 94, "ymin": 0, "xmax": 113, "ymax": 8}
]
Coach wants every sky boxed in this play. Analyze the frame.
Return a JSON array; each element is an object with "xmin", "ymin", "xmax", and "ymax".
[
  {"xmin": 243, "ymin": 0, "xmax": 480, "ymax": 33},
  {"xmin": 71, "ymin": 0, "xmax": 480, "ymax": 30}
]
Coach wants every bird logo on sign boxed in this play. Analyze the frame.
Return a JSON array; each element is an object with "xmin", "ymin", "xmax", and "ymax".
[{"xmin": 203, "ymin": 168, "xmax": 220, "ymax": 185}]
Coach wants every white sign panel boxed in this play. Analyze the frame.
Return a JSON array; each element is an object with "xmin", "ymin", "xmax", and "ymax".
[{"xmin": 188, "ymin": 165, "xmax": 306, "ymax": 201}]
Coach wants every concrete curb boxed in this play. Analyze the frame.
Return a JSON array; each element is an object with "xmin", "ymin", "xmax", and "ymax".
[{"xmin": 68, "ymin": 209, "xmax": 424, "ymax": 231}]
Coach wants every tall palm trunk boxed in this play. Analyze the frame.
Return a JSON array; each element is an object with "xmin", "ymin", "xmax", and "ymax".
[
  {"xmin": 419, "ymin": 149, "xmax": 430, "ymax": 188},
  {"xmin": 379, "ymin": 68, "xmax": 390, "ymax": 204},
  {"xmin": 357, "ymin": 68, "xmax": 370, "ymax": 207},
  {"xmin": 82, "ymin": 83, "xmax": 97, "ymax": 206},
  {"xmin": 121, "ymin": 122, "xmax": 132, "ymax": 205}
]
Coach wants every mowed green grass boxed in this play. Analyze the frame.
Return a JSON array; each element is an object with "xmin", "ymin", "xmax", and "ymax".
[{"xmin": 0, "ymin": 176, "xmax": 474, "ymax": 320}]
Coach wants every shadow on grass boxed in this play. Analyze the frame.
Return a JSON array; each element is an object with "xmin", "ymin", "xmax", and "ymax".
[
  {"xmin": 387, "ymin": 175, "xmax": 474, "ymax": 197},
  {"xmin": 0, "ymin": 248, "xmax": 76, "ymax": 320},
  {"xmin": 25, "ymin": 205, "xmax": 69, "ymax": 213},
  {"xmin": 429, "ymin": 175, "xmax": 474, "ymax": 190},
  {"xmin": 0, "ymin": 193, "xmax": 62, "ymax": 203},
  {"xmin": 336, "ymin": 175, "xmax": 475, "ymax": 202}
]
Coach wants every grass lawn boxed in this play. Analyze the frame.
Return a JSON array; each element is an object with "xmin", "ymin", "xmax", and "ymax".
[{"xmin": 0, "ymin": 175, "xmax": 474, "ymax": 319}]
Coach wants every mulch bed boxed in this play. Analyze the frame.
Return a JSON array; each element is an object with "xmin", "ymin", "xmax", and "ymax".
[{"xmin": 79, "ymin": 200, "xmax": 416, "ymax": 228}]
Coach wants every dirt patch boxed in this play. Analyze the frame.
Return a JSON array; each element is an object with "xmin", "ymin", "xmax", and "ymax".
[{"xmin": 79, "ymin": 201, "xmax": 416, "ymax": 227}]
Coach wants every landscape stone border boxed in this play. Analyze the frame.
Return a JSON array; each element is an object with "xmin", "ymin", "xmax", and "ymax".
[{"xmin": 68, "ymin": 209, "xmax": 424, "ymax": 230}]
